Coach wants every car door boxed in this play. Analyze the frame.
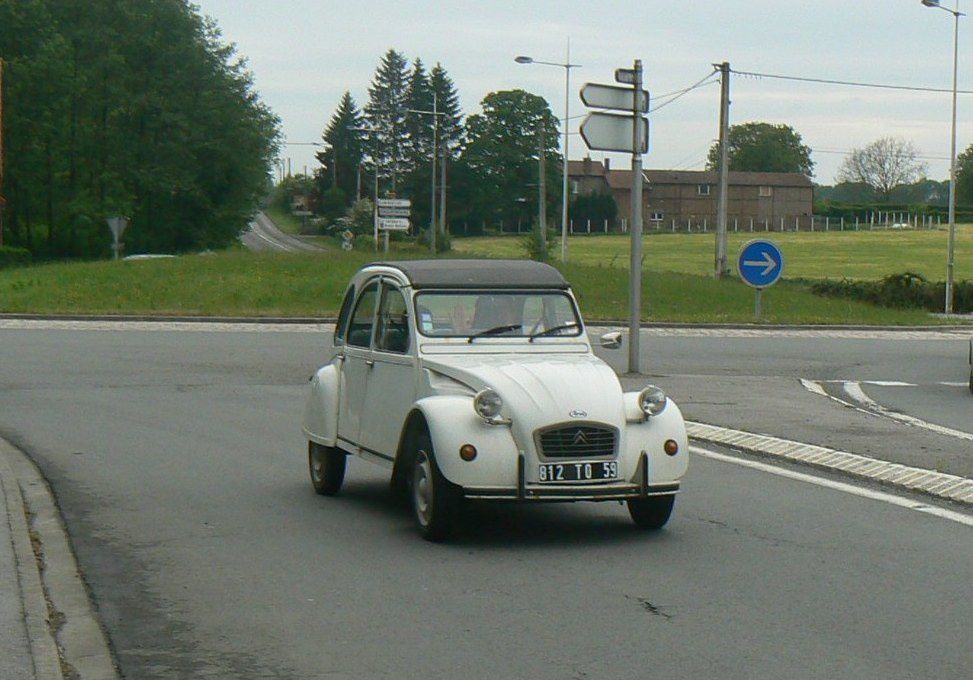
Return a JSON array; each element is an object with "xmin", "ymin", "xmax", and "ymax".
[
  {"xmin": 359, "ymin": 280, "xmax": 417, "ymax": 459},
  {"xmin": 337, "ymin": 279, "xmax": 379, "ymax": 451}
]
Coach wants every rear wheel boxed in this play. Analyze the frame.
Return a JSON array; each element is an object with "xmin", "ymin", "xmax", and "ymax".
[
  {"xmin": 627, "ymin": 495, "xmax": 675, "ymax": 530},
  {"xmin": 308, "ymin": 441, "xmax": 346, "ymax": 496},
  {"xmin": 411, "ymin": 436, "xmax": 461, "ymax": 542}
]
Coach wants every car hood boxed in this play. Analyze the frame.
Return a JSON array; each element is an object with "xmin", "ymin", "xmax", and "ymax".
[{"xmin": 421, "ymin": 353, "xmax": 626, "ymax": 430}]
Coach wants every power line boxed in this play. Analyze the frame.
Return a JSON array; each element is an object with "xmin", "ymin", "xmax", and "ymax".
[
  {"xmin": 732, "ymin": 68, "xmax": 973, "ymax": 95},
  {"xmin": 649, "ymin": 71, "xmax": 720, "ymax": 113},
  {"xmin": 810, "ymin": 146, "xmax": 952, "ymax": 161}
]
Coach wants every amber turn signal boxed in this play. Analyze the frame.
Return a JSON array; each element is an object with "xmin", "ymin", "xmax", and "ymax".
[
  {"xmin": 459, "ymin": 444, "xmax": 478, "ymax": 461},
  {"xmin": 664, "ymin": 439, "xmax": 679, "ymax": 456}
]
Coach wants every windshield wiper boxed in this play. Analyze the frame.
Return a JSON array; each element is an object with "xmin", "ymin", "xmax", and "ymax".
[
  {"xmin": 528, "ymin": 322, "xmax": 579, "ymax": 343},
  {"xmin": 467, "ymin": 324, "xmax": 522, "ymax": 343}
]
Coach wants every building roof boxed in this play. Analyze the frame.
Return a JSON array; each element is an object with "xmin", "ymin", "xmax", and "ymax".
[
  {"xmin": 372, "ymin": 259, "xmax": 569, "ymax": 290},
  {"xmin": 570, "ymin": 163, "xmax": 813, "ymax": 190}
]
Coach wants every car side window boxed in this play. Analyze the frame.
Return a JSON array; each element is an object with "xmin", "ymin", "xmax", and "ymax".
[
  {"xmin": 333, "ymin": 285, "xmax": 356, "ymax": 346},
  {"xmin": 375, "ymin": 284, "xmax": 410, "ymax": 354},
  {"xmin": 346, "ymin": 281, "xmax": 379, "ymax": 348}
]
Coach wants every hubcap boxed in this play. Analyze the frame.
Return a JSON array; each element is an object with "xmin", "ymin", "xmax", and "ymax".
[{"xmin": 414, "ymin": 451, "xmax": 434, "ymax": 527}]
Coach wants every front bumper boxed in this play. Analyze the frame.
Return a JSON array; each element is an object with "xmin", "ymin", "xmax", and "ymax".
[{"xmin": 462, "ymin": 452, "xmax": 680, "ymax": 502}]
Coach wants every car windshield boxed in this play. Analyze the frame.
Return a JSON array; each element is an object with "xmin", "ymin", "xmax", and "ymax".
[{"xmin": 415, "ymin": 291, "xmax": 582, "ymax": 339}]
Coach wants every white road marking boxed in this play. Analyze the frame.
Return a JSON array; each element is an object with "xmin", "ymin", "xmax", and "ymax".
[
  {"xmin": 690, "ymin": 445, "xmax": 973, "ymax": 528},
  {"xmin": 842, "ymin": 381, "xmax": 973, "ymax": 442}
]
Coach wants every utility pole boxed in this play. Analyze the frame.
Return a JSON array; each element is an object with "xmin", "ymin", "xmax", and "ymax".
[
  {"xmin": 439, "ymin": 144, "xmax": 447, "ymax": 239},
  {"xmin": 538, "ymin": 126, "xmax": 547, "ymax": 257},
  {"xmin": 0, "ymin": 58, "xmax": 5, "ymax": 247},
  {"xmin": 629, "ymin": 59, "xmax": 644, "ymax": 375},
  {"xmin": 714, "ymin": 61, "xmax": 731, "ymax": 278},
  {"xmin": 408, "ymin": 93, "xmax": 443, "ymax": 253}
]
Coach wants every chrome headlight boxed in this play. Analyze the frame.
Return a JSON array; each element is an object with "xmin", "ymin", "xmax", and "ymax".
[
  {"xmin": 473, "ymin": 389, "xmax": 504, "ymax": 421},
  {"xmin": 637, "ymin": 385, "xmax": 667, "ymax": 417}
]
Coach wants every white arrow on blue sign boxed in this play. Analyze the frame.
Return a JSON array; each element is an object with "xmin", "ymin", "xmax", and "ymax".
[{"xmin": 737, "ymin": 239, "xmax": 784, "ymax": 288}]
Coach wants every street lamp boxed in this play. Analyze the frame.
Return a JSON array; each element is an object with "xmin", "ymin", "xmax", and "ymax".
[
  {"xmin": 516, "ymin": 41, "xmax": 580, "ymax": 263},
  {"xmin": 921, "ymin": 0, "xmax": 964, "ymax": 314}
]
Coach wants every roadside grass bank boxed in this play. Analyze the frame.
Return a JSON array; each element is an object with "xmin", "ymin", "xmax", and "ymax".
[
  {"xmin": 452, "ymin": 227, "xmax": 973, "ymax": 282},
  {"xmin": 0, "ymin": 250, "xmax": 936, "ymax": 324},
  {"xmin": 262, "ymin": 206, "xmax": 307, "ymax": 235}
]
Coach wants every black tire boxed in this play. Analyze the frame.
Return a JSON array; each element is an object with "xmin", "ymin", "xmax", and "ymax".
[
  {"xmin": 627, "ymin": 495, "xmax": 675, "ymax": 530},
  {"xmin": 968, "ymin": 368, "xmax": 972, "ymax": 395},
  {"xmin": 308, "ymin": 441, "xmax": 346, "ymax": 496},
  {"xmin": 411, "ymin": 435, "xmax": 461, "ymax": 542}
]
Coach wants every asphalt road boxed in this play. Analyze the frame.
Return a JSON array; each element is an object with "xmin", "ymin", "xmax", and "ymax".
[
  {"xmin": 240, "ymin": 211, "xmax": 323, "ymax": 252},
  {"xmin": 0, "ymin": 326, "xmax": 970, "ymax": 678}
]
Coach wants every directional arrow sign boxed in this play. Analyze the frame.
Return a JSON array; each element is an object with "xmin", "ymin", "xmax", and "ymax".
[
  {"xmin": 377, "ymin": 207, "xmax": 411, "ymax": 218},
  {"xmin": 579, "ymin": 112, "xmax": 648, "ymax": 154},
  {"xmin": 737, "ymin": 239, "xmax": 784, "ymax": 288},
  {"xmin": 580, "ymin": 83, "xmax": 648, "ymax": 113},
  {"xmin": 376, "ymin": 198, "xmax": 410, "ymax": 209},
  {"xmin": 377, "ymin": 217, "xmax": 410, "ymax": 231}
]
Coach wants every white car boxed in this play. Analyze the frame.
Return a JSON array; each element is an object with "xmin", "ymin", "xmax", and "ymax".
[{"xmin": 303, "ymin": 260, "xmax": 689, "ymax": 540}]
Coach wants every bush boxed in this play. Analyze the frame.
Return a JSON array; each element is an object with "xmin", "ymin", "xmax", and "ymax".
[
  {"xmin": 521, "ymin": 228, "xmax": 556, "ymax": 262},
  {"xmin": 810, "ymin": 271, "xmax": 973, "ymax": 313},
  {"xmin": 0, "ymin": 246, "xmax": 32, "ymax": 269}
]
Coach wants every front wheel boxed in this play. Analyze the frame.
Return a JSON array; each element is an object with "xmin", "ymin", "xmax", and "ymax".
[
  {"xmin": 309, "ymin": 441, "xmax": 346, "ymax": 496},
  {"xmin": 411, "ymin": 437, "xmax": 461, "ymax": 542},
  {"xmin": 627, "ymin": 495, "xmax": 675, "ymax": 530}
]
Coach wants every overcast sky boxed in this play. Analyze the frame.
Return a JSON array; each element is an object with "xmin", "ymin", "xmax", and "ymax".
[{"xmin": 194, "ymin": 0, "xmax": 970, "ymax": 184}]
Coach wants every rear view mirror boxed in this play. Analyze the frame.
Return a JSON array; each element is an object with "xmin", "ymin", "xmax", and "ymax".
[{"xmin": 600, "ymin": 331, "xmax": 622, "ymax": 350}]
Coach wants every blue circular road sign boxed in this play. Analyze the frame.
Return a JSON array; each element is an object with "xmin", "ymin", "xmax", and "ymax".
[{"xmin": 737, "ymin": 239, "xmax": 784, "ymax": 289}]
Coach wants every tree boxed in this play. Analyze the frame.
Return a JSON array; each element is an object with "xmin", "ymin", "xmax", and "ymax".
[
  {"xmin": 454, "ymin": 90, "xmax": 561, "ymax": 232},
  {"xmin": 706, "ymin": 122, "xmax": 813, "ymax": 176},
  {"xmin": 429, "ymin": 63, "xmax": 463, "ymax": 155},
  {"xmin": 0, "ymin": 0, "xmax": 280, "ymax": 257},
  {"xmin": 956, "ymin": 142, "xmax": 973, "ymax": 205},
  {"xmin": 364, "ymin": 49, "xmax": 409, "ymax": 192},
  {"xmin": 315, "ymin": 92, "xmax": 363, "ymax": 203},
  {"xmin": 837, "ymin": 137, "xmax": 928, "ymax": 202}
]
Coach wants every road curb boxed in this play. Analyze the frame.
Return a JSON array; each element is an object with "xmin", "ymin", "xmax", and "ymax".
[
  {"xmin": 686, "ymin": 420, "xmax": 973, "ymax": 507},
  {"xmin": 0, "ymin": 438, "xmax": 119, "ymax": 679}
]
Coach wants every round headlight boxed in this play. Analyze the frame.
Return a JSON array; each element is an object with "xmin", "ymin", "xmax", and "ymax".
[
  {"xmin": 473, "ymin": 389, "xmax": 504, "ymax": 420},
  {"xmin": 638, "ymin": 386, "xmax": 667, "ymax": 417}
]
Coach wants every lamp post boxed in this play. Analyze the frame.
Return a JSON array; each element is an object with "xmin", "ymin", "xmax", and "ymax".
[
  {"xmin": 516, "ymin": 40, "xmax": 580, "ymax": 263},
  {"xmin": 921, "ymin": 0, "xmax": 963, "ymax": 314}
]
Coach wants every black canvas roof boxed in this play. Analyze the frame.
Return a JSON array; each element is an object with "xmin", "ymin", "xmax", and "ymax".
[{"xmin": 372, "ymin": 259, "xmax": 569, "ymax": 290}]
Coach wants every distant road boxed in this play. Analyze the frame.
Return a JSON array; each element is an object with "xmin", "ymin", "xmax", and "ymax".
[{"xmin": 240, "ymin": 211, "xmax": 323, "ymax": 252}]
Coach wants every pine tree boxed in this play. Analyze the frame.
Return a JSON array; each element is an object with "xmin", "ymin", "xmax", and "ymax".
[
  {"xmin": 403, "ymin": 59, "xmax": 433, "ymax": 177},
  {"xmin": 364, "ymin": 49, "xmax": 409, "ymax": 193},
  {"xmin": 429, "ymin": 63, "xmax": 463, "ymax": 157},
  {"xmin": 316, "ymin": 91, "xmax": 364, "ymax": 202}
]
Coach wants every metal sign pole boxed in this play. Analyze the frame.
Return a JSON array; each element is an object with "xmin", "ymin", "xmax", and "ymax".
[
  {"xmin": 754, "ymin": 288, "xmax": 762, "ymax": 321},
  {"xmin": 628, "ymin": 59, "xmax": 643, "ymax": 375}
]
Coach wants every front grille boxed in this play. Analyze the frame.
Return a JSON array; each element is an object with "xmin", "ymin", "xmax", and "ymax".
[{"xmin": 537, "ymin": 425, "xmax": 616, "ymax": 458}]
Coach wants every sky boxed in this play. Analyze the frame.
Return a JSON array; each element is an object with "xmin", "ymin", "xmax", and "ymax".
[{"xmin": 193, "ymin": 0, "xmax": 971, "ymax": 184}]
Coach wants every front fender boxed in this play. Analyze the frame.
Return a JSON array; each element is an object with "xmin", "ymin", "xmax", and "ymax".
[
  {"xmin": 303, "ymin": 362, "xmax": 340, "ymax": 446},
  {"xmin": 621, "ymin": 394, "xmax": 689, "ymax": 484},
  {"xmin": 413, "ymin": 395, "xmax": 521, "ymax": 489}
]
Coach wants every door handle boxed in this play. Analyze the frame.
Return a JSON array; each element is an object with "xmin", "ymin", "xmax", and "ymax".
[{"xmin": 365, "ymin": 359, "xmax": 375, "ymax": 367}]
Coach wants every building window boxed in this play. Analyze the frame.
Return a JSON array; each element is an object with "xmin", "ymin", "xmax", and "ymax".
[
  {"xmin": 650, "ymin": 212, "xmax": 664, "ymax": 221},
  {"xmin": 697, "ymin": 184, "xmax": 711, "ymax": 196},
  {"xmin": 759, "ymin": 186, "xmax": 773, "ymax": 197}
]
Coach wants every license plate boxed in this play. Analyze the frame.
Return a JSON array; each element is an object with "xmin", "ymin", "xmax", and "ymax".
[{"xmin": 538, "ymin": 461, "xmax": 618, "ymax": 483}]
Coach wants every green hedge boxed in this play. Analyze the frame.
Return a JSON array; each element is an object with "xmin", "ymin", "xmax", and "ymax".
[
  {"xmin": 0, "ymin": 246, "xmax": 32, "ymax": 269},
  {"xmin": 811, "ymin": 271, "xmax": 973, "ymax": 314}
]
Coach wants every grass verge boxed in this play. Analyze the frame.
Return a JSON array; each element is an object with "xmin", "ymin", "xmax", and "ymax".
[{"xmin": 0, "ymin": 250, "xmax": 938, "ymax": 324}]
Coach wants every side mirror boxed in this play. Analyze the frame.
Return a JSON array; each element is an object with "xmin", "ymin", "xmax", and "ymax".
[{"xmin": 600, "ymin": 331, "xmax": 622, "ymax": 350}]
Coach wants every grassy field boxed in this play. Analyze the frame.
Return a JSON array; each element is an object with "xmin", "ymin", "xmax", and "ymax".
[
  {"xmin": 453, "ymin": 227, "xmax": 973, "ymax": 282},
  {"xmin": 0, "ymin": 249, "xmax": 937, "ymax": 324}
]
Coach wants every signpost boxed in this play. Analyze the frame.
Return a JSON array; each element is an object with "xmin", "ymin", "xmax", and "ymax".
[
  {"xmin": 375, "ymin": 198, "xmax": 411, "ymax": 253},
  {"xmin": 579, "ymin": 61, "xmax": 649, "ymax": 374},
  {"xmin": 106, "ymin": 216, "xmax": 129, "ymax": 260},
  {"xmin": 737, "ymin": 239, "xmax": 784, "ymax": 320}
]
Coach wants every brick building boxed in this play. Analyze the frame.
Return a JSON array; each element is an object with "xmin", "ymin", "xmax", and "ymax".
[{"xmin": 568, "ymin": 158, "xmax": 814, "ymax": 230}]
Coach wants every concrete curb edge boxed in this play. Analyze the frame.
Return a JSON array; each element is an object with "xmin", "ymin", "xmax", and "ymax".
[{"xmin": 686, "ymin": 420, "xmax": 973, "ymax": 507}]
